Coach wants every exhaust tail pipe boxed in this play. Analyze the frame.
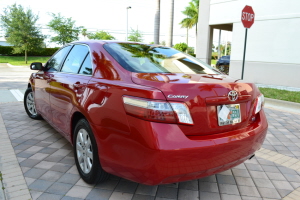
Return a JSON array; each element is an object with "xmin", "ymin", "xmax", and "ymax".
[{"xmin": 248, "ymin": 154, "xmax": 255, "ymax": 160}]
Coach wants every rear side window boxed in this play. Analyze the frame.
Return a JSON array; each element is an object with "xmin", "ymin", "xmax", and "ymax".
[
  {"xmin": 46, "ymin": 45, "xmax": 72, "ymax": 71},
  {"xmin": 61, "ymin": 45, "xmax": 89, "ymax": 74},
  {"xmin": 79, "ymin": 53, "xmax": 92, "ymax": 75}
]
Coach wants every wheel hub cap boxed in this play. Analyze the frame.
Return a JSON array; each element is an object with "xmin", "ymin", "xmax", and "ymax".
[
  {"xmin": 26, "ymin": 92, "xmax": 37, "ymax": 115},
  {"xmin": 76, "ymin": 128, "xmax": 93, "ymax": 174}
]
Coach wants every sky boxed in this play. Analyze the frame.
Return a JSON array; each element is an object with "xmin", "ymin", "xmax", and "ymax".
[{"xmin": 0, "ymin": 0, "xmax": 231, "ymax": 48}]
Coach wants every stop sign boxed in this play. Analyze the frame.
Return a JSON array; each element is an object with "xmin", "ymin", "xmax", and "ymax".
[{"xmin": 241, "ymin": 5, "xmax": 255, "ymax": 28}]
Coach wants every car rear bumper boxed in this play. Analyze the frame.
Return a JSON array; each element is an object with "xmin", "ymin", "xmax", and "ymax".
[{"xmin": 91, "ymin": 110, "xmax": 268, "ymax": 185}]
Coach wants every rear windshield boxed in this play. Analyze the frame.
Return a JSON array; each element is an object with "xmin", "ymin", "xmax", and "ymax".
[{"xmin": 104, "ymin": 43, "xmax": 220, "ymax": 74}]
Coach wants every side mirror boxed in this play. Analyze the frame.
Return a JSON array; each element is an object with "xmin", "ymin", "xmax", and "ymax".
[{"xmin": 30, "ymin": 62, "xmax": 43, "ymax": 70}]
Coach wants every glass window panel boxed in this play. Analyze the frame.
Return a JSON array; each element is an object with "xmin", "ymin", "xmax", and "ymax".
[
  {"xmin": 46, "ymin": 45, "xmax": 72, "ymax": 71},
  {"xmin": 79, "ymin": 53, "xmax": 93, "ymax": 75},
  {"xmin": 104, "ymin": 43, "xmax": 220, "ymax": 74},
  {"xmin": 61, "ymin": 45, "xmax": 89, "ymax": 74}
]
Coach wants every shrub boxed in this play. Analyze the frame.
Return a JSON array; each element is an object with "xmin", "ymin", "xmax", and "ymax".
[
  {"xmin": 0, "ymin": 46, "xmax": 13, "ymax": 55},
  {"xmin": 0, "ymin": 46, "xmax": 59, "ymax": 56},
  {"xmin": 173, "ymin": 43, "xmax": 188, "ymax": 52},
  {"xmin": 211, "ymin": 52, "xmax": 218, "ymax": 60},
  {"xmin": 28, "ymin": 48, "xmax": 59, "ymax": 56}
]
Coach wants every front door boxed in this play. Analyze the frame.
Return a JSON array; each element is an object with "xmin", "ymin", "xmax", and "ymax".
[
  {"xmin": 49, "ymin": 44, "xmax": 92, "ymax": 137},
  {"xmin": 34, "ymin": 45, "xmax": 72, "ymax": 122}
]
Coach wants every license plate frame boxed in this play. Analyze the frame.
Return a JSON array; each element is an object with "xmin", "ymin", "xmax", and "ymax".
[{"xmin": 217, "ymin": 104, "xmax": 241, "ymax": 126}]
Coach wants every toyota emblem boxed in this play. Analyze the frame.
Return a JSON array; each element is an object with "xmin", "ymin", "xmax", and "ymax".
[{"xmin": 228, "ymin": 90, "xmax": 238, "ymax": 101}]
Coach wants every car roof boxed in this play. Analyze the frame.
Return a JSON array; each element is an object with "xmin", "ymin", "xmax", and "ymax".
[{"xmin": 70, "ymin": 40, "xmax": 147, "ymax": 46}]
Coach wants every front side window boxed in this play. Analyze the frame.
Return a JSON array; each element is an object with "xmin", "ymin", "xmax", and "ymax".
[
  {"xmin": 104, "ymin": 43, "xmax": 220, "ymax": 74},
  {"xmin": 46, "ymin": 45, "xmax": 72, "ymax": 71},
  {"xmin": 61, "ymin": 45, "xmax": 89, "ymax": 74}
]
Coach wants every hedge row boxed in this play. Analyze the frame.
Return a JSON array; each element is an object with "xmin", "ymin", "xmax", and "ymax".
[{"xmin": 0, "ymin": 46, "xmax": 59, "ymax": 56}]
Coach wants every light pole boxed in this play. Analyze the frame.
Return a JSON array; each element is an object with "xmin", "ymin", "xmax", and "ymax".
[{"xmin": 126, "ymin": 6, "xmax": 131, "ymax": 41}]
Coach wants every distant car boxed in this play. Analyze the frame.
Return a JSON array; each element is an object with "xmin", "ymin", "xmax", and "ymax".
[
  {"xmin": 24, "ymin": 41, "xmax": 267, "ymax": 185},
  {"xmin": 216, "ymin": 55, "xmax": 230, "ymax": 74}
]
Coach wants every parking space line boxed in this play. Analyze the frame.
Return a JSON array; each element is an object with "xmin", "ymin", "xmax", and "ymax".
[{"xmin": 9, "ymin": 90, "xmax": 23, "ymax": 102}]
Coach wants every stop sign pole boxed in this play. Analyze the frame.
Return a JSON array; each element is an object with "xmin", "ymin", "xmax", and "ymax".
[{"xmin": 241, "ymin": 5, "xmax": 255, "ymax": 79}]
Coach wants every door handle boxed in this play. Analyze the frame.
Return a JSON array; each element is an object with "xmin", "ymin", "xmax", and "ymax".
[
  {"xmin": 44, "ymin": 74, "xmax": 54, "ymax": 83},
  {"xmin": 44, "ymin": 74, "xmax": 54, "ymax": 79},
  {"xmin": 73, "ymin": 82, "xmax": 85, "ymax": 89}
]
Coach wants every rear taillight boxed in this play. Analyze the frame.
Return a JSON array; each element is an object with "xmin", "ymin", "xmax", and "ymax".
[
  {"xmin": 123, "ymin": 96, "xmax": 193, "ymax": 125},
  {"xmin": 254, "ymin": 94, "xmax": 265, "ymax": 114}
]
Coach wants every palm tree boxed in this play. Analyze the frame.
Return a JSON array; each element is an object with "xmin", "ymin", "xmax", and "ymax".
[
  {"xmin": 82, "ymin": 28, "xmax": 88, "ymax": 39},
  {"xmin": 154, "ymin": 0, "xmax": 160, "ymax": 45},
  {"xmin": 180, "ymin": 16, "xmax": 194, "ymax": 48},
  {"xmin": 180, "ymin": 0, "xmax": 199, "ymax": 44},
  {"xmin": 166, "ymin": 0, "xmax": 174, "ymax": 47}
]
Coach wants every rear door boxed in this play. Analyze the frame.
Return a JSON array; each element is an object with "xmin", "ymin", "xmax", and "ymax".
[{"xmin": 49, "ymin": 44, "xmax": 92, "ymax": 137}]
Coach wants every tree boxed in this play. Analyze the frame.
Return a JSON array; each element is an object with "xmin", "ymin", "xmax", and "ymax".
[
  {"xmin": 180, "ymin": 0, "xmax": 199, "ymax": 44},
  {"xmin": 154, "ymin": 0, "xmax": 160, "ymax": 44},
  {"xmin": 82, "ymin": 28, "xmax": 88, "ymax": 39},
  {"xmin": 0, "ymin": 4, "xmax": 45, "ymax": 63},
  {"xmin": 160, "ymin": 41, "xmax": 166, "ymax": 46},
  {"xmin": 224, "ymin": 41, "xmax": 231, "ymax": 55},
  {"xmin": 48, "ymin": 13, "xmax": 82, "ymax": 45},
  {"xmin": 87, "ymin": 30, "xmax": 115, "ymax": 40},
  {"xmin": 166, "ymin": 0, "xmax": 174, "ymax": 47},
  {"xmin": 128, "ymin": 28, "xmax": 143, "ymax": 42}
]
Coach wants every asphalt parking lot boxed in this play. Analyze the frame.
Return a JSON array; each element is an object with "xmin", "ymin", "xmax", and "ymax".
[{"xmin": 0, "ymin": 64, "xmax": 300, "ymax": 200}]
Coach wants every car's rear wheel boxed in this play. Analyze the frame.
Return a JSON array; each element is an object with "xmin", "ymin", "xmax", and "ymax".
[
  {"xmin": 24, "ymin": 87, "xmax": 42, "ymax": 120},
  {"xmin": 219, "ymin": 65, "xmax": 225, "ymax": 72},
  {"xmin": 73, "ymin": 119, "xmax": 110, "ymax": 184}
]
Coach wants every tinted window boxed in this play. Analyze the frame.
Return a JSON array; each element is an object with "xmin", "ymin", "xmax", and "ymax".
[
  {"xmin": 46, "ymin": 45, "xmax": 72, "ymax": 71},
  {"xmin": 61, "ymin": 45, "xmax": 89, "ymax": 74},
  {"xmin": 221, "ymin": 56, "xmax": 230, "ymax": 60},
  {"xmin": 79, "ymin": 53, "xmax": 92, "ymax": 75},
  {"xmin": 104, "ymin": 43, "xmax": 220, "ymax": 74}
]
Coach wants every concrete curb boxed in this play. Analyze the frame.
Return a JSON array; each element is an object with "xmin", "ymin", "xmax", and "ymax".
[
  {"xmin": 6, "ymin": 63, "xmax": 27, "ymax": 68},
  {"xmin": 265, "ymin": 97, "xmax": 300, "ymax": 114},
  {"xmin": 0, "ymin": 175, "xmax": 6, "ymax": 200}
]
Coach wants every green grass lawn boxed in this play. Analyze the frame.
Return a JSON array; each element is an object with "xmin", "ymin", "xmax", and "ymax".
[
  {"xmin": 259, "ymin": 87, "xmax": 300, "ymax": 103},
  {"xmin": 0, "ymin": 56, "xmax": 50, "ymax": 66},
  {"xmin": 211, "ymin": 59, "xmax": 217, "ymax": 65}
]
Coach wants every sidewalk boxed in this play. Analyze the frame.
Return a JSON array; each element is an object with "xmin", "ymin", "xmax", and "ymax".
[{"xmin": 0, "ymin": 76, "xmax": 300, "ymax": 199}]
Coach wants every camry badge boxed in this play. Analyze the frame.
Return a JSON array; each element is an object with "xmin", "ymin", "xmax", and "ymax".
[
  {"xmin": 228, "ymin": 90, "xmax": 238, "ymax": 101},
  {"xmin": 168, "ymin": 95, "xmax": 189, "ymax": 99}
]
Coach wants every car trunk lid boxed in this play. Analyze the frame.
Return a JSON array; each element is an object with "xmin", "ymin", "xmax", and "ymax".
[{"xmin": 132, "ymin": 73, "xmax": 259, "ymax": 136}]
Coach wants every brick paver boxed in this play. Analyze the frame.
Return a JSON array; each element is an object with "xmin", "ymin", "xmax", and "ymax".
[{"xmin": 0, "ymin": 102, "xmax": 300, "ymax": 200}]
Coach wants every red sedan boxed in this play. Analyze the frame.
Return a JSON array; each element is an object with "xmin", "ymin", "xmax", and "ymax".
[{"xmin": 24, "ymin": 40, "xmax": 268, "ymax": 185}]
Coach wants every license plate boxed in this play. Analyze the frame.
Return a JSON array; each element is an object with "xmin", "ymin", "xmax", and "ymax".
[{"xmin": 217, "ymin": 104, "xmax": 241, "ymax": 126}]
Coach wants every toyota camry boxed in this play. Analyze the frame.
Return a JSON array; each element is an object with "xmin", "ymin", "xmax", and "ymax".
[{"xmin": 24, "ymin": 40, "xmax": 268, "ymax": 185}]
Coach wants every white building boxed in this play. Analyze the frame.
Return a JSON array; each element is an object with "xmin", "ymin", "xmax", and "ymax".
[
  {"xmin": 0, "ymin": 38, "xmax": 12, "ymax": 46},
  {"xmin": 196, "ymin": 0, "xmax": 300, "ymax": 88}
]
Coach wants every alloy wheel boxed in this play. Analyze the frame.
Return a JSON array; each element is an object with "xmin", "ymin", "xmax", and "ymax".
[
  {"xmin": 26, "ymin": 92, "xmax": 37, "ymax": 116},
  {"xmin": 76, "ymin": 128, "xmax": 93, "ymax": 174}
]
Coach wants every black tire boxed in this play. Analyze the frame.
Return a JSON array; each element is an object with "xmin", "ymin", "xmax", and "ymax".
[
  {"xmin": 73, "ymin": 119, "xmax": 110, "ymax": 184},
  {"xmin": 219, "ymin": 65, "xmax": 225, "ymax": 72},
  {"xmin": 24, "ymin": 87, "xmax": 42, "ymax": 120}
]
